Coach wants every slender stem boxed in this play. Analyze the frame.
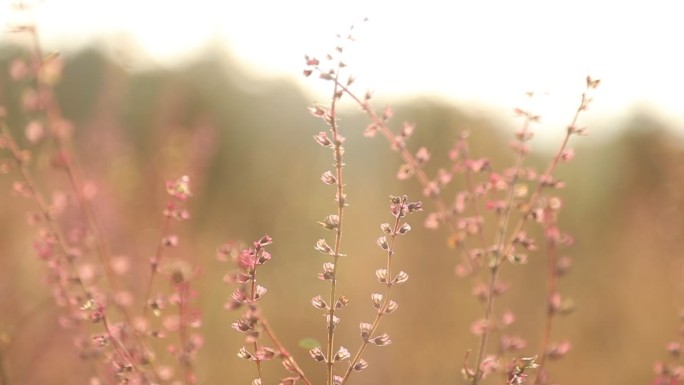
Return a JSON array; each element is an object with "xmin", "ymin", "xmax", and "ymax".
[
  {"xmin": 471, "ymin": 91, "xmax": 590, "ymax": 384},
  {"xmin": 0, "ymin": 123, "xmax": 123, "ymax": 382},
  {"xmin": 249, "ymin": 265, "xmax": 264, "ymax": 382},
  {"xmin": 27, "ymin": 28, "xmax": 121, "ymax": 297},
  {"xmin": 314, "ymin": 63, "xmax": 595, "ymax": 384},
  {"xmin": 533, "ymin": 235, "xmax": 558, "ymax": 384},
  {"xmin": 329, "ymin": 79, "xmax": 484, "ymax": 277},
  {"xmin": 327, "ymin": 73, "xmax": 514, "ymax": 384},
  {"xmin": 260, "ymin": 319, "xmax": 313, "ymax": 385},
  {"xmin": 315, "ymin": 71, "xmax": 495, "ymax": 286},
  {"xmin": 177, "ymin": 282, "xmax": 195, "ymax": 385},
  {"xmin": 0, "ymin": 122, "xmax": 91, "ymax": 300},
  {"xmin": 102, "ymin": 314, "xmax": 141, "ymax": 373},
  {"xmin": 459, "ymin": 138, "xmax": 491, "ymax": 249},
  {"xmin": 142, "ymin": 209, "xmax": 174, "ymax": 316},
  {"xmin": 331, "ymin": 80, "xmax": 458, "ymax": 230},
  {"xmin": 326, "ymin": 73, "xmax": 346, "ymax": 385},
  {"xmin": 502, "ymin": 91, "xmax": 589, "ymax": 259},
  {"xmin": 24, "ymin": 26, "xmax": 160, "ymax": 383},
  {"xmin": 470, "ymin": 268, "xmax": 500, "ymax": 385},
  {"xmin": 471, "ymin": 117, "xmax": 529, "ymax": 385},
  {"xmin": 341, "ymin": 214, "xmax": 402, "ymax": 384}
]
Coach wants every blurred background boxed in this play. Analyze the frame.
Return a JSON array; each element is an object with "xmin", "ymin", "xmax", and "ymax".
[{"xmin": 0, "ymin": 1, "xmax": 683, "ymax": 384}]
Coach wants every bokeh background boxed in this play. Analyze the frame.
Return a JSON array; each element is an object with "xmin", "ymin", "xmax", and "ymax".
[{"xmin": 1, "ymin": 1, "xmax": 683, "ymax": 384}]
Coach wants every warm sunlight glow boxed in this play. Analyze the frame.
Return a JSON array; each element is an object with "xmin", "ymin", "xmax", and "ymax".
[{"xmin": 2, "ymin": 0, "xmax": 683, "ymax": 129}]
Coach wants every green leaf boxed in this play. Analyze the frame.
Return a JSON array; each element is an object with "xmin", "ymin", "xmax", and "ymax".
[{"xmin": 298, "ymin": 338, "xmax": 321, "ymax": 350}]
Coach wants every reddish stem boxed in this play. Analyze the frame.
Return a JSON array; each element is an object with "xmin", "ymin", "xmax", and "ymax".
[{"xmin": 260, "ymin": 319, "xmax": 313, "ymax": 385}]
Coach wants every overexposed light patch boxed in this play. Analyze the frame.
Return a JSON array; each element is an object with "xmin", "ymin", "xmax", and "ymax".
[{"xmin": 1, "ymin": 0, "xmax": 682, "ymax": 131}]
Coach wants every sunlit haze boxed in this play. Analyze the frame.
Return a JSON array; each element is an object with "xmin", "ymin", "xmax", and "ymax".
[{"xmin": 2, "ymin": 0, "xmax": 683, "ymax": 135}]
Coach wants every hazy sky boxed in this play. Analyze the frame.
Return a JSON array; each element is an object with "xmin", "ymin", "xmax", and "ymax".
[{"xmin": 2, "ymin": 0, "xmax": 683, "ymax": 135}]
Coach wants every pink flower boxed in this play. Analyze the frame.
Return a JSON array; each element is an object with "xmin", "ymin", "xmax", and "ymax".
[{"xmin": 166, "ymin": 175, "xmax": 192, "ymax": 200}]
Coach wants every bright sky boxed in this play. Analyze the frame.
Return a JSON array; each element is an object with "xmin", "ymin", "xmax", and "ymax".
[{"xmin": 2, "ymin": 0, "xmax": 683, "ymax": 137}]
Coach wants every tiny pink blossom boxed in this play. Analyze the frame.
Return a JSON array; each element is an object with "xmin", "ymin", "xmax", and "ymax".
[
  {"xmin": 363, "ymin": 123, "xmax": 378, "ymax": 138},
  {"xmin": 382, "ymin": 106, "xmax": 394, "ymax": 120},
  {"xmin": 166, "ymin": 175, "xmax": 192, "ymax": 200},
  {"xmin": 25, "ymin": 120, "xmax": 44, "ymax": 143},
  {"xmin": 110, "ymin": 256, "xmax": 130, "ymax": 275},
  {"xmin": 559, "ymin": 148, "xmax": 575, "ymax": 162},
  {"xmin": 470, "ymin": 318, "xmax": 488, "ymax": 336},
  {"xmin": 416, "ymin": 147, "xmax": 430, "ymax": 165},
  {"xmin": 304, "ymin": 56, "xmax": 319, "ymax": 66},
  {"xmin": 163, "ymin": 315, "xmax": 180, "ymax": 332},
  {"xmin": 424, "ymin": 212, "xmax": 440, "ymax": 229}
]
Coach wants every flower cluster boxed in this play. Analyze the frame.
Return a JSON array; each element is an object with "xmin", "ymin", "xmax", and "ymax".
[
  {"xmin": 304, "ymin": 24, "xmax": 427, "ymax": 384},
  {"xmin": 309, "ymin": 195, "xmax": 421, "ymax": 385},
  {"xmin": 226, "ymin": 236, "xmax": 312, "ymax": 385},
  {"xmin": 343, "ymin": 195, "xmax": 421, "ymax": 382},
  {"xmin": 307, "ymin": 27, "xmax": 356, "ymax": 385},
  {"xmin": 230, "ymin": 236, "xmax": 275, "ymax": 380}
]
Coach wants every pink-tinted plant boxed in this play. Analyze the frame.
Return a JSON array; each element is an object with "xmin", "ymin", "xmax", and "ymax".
[
  {"xmin": 9, "ymin": 7, "xmax": 684, "ymax": 385},
  {"xmin": 304, "ymin": 21, "xmax": 600, "ymax": 385},
  {"xmin": 1, "ymin": 5, "xmax": 206, "ymax": 383},
  {"xmin": 223, "ymin": 193, "xmax": 421, "ymax": 385},
  {"xmin": 305, "ymin": 24, "xmax": 423, "ymax": 384},
  {"xmin": 1, "ymin": 16, "xmax": 154, "ymax": 383},
  {"xmin": 221, "ymin": 236, "xmax": 312, "ymax": 385},
  {"xmin": 224, "ymin": 26, "xmax": 422, "ymax": 384}
]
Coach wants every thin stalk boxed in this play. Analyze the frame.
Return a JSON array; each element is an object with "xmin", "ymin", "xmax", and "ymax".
[
  {"xmin": 471, "ymin": 118, "xmax": 530, "ymax": 385},
  {"xmin": 102, "ymin": 313, "xmax": 142, "ymax": 373},
  {"xmin": 142, "ymin": 209, "xmax": 174, "ymax": 316},
  {"xmin": 328, "ymin": 79, "xmax": 482, "ymax": 274},
  {"xmin": 326, "ymin": 72, "xmax": 346, "ymax": 385},
  {"xmin": 0, "ymin": 122, "xmax": 91, "ymax": 300},
  {"xmin": 502, "ymin": 89, "xmax": 593, "ymax": 262},
  {"xmin": 260, "ymin": 320, "xmax": 313, "ymax": 385},
  {"xmin": 177, "ymin": 282, "xmax": 195, "ymax": 385},
  {"xmin": 472, "ymin": 90, "xmax": 591, "ymax": 384},
  {"xmin": 331, "ymin": 79, "xmax": 457, "ymax": 232},
  {"xmin": 249, "ymin": 266, "xmax": 264, "ymax": 382},
  {"xmin": 27, "ymin": 28, "xmax": 121, "ymax": 298},
  {"xmin": 533, "ymin": 236, "xmax": 558, "ymax": 384},
  {"xmin": 459, "ymin": 138, "xmax": 491, "ymax": 249},
  {"xmin": 0, "ymin": 124, "xmax": 130, "ymax": 382},
  {"xmin": 341, "ymin": 214, "xmax": 402, "ymax": 384},
  {"xmin": 24, "ymin": 26, "xmax": 160, "ymax": 382}
]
